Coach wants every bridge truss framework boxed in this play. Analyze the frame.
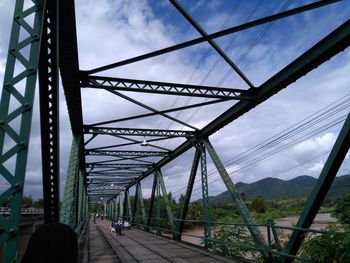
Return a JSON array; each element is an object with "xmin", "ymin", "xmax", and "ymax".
[{"xmin": 0, "ymin": 0, "xmax": 349, "ymax": 262}]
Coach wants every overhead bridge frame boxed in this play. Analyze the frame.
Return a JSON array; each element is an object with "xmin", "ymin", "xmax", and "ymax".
[
  {"xmin": 0, "ymin": 0, "xmax": 349, "ymax": 262},
  {"xmin": 82, "ymin": 75, "xmax": 254, "ymax": 100}
]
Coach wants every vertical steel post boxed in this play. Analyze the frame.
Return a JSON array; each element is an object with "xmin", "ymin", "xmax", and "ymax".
[
  {"xmin": 128, "ymin": 193, "xmax": 132, "ymax": 222},
  {"xmin": 147, "ymin": 174, "xmax": 157, "ymax": 230},
  {"xmin": 137, "ymin": 182, "xmax": 147, "ymax": 227},
  {"xmin": 0, "ymin": 1, "xmax": 45, "ymax": 261},
  {"xmin": 285, "ymin": 114, "xmax": 350, "ymax": 261},
  {"xmin": 203, "ymin": 138, "xmax": 268, "ymax": 256},
  {"xmin": 119, "ymin": 191, "xmax": 124, "ymax": 218},
  {"xmin": 175, "ymin": 148, "xmax": 200, "ymax": 240},
  {"xmin": 156, "ymin": 169, "xmax": 174, "ymax": 229},
  {"xmin": 78, "ymin": 171, "xmax": 84, "ymax": 225},
  {"xmin": 156, "ymin": 174, "xmax": 161, "ymax": 234},
  {"xmin": 132, "ymin": 185, "xmax": 139, "ymax": 223},
  {"xmin": 39, "ymin": 0, "xmax": 60, "ymax": 224},
  {"xmin": 74, "ymin": 167, "xmax": 81, "ymax": 228},
  {"xmin": 199, "ymin": 143, "xmax": 211, "ymax": 248},
  {"xmin": 115, "ymin": 195, "xmax": 119, "ymax": 219},
  {"xmin": 111, "ymin": 199, "xmax": 115, "ymax": 221},
  {"xmin": 123, "ymin": 189, "xmax": 129, "ymax": 221},
  {"xmin": 60, "ymin": 137, "xmax": 81, "ymax": 228}
]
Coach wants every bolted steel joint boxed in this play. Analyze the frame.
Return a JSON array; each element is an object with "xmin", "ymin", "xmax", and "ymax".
[
  {"xmin": 8, "ymin": 228, "xmax": 17, "ymax": 236},
  {"xmin": 4, "ymin": 83, "xmax": 12, "ymax": 91},
  {"xmin": 28, "ymin": 67, "xmax": 35, "ymax": 74},
  {"xmin": 10, "ymin": 47, "xmax": 16, "ymax": 53},
  {"xmin": 19, "ymin": 141, "xmax": 27, "ymax": 149},
  {"xmin": 15, "ymin": 14, "xmax": 21, "ymax": 20},
  {"xmin": 32, "ymin": 34, "xmax": 40, "ymax": 40},
  {"xmin": 23, "ymin": 103, "xmax": 31, "ymax": 111},
  {"xmin": 13, "ymin": 183, "xmax": 23, "ymax": 191},
  {"xmin": 0, "ymin": 120, "xmax": 5, "ymax": 126}
]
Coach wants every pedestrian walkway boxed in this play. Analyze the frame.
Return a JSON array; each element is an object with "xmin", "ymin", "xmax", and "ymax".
[{"xmin": 90, "ymin": 220, "xmax": 237, "ymax": 262}]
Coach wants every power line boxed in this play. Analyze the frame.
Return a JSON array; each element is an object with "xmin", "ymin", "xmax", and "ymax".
[{"xmin": 168, "ymin": 93, "xmax": 350, "ymax": 197}]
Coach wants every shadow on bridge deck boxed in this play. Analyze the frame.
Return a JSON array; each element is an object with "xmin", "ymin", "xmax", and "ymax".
[{"xmin": 84, "ymin": 220, "xmax": 239, "ymax": 263}]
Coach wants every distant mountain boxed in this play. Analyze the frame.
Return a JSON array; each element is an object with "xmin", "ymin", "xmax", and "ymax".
[{"xmin": 209, "ymin": 174, "xmax": 350, "ymax": 204}]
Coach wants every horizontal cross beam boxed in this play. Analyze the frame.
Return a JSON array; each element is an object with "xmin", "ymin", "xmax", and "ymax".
[
  {"xmin": 87, "ymin": 191, "xmax": 124, "ymax": 195},
  {"xmin": 87, "ymin": 183, "xmax": 129, "ymax": 189},
  {"xmin": 86, "ymin": 163, "xmax": 151, "ymax": 169},
  {"xmin": 86, "ymin": 172, "xmax": 141, "ymax": 177},
  {"xmin": 82, "ymin": 75, "xmax": 252, "ymax": 100},
  {"xmin": 88, "ymin": 178, "xmax": 134, "ymax": 183},
  {"xmin": 83, "ymin": 126, "xmax": 194, "ymax": 137},
  {"xmin": 85, "ymin": 150, "xmax": 168, "ymax": 157},
  {"xmin": 87, "ymin": 186, "xmax": 126, "ymax": 191}
]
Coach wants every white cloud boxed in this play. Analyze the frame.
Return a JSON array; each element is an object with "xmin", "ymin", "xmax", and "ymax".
[
  {"xmin": 306, "ymin": 161, "xmax": 324, "ymax": 174},
  {"xmin": 292, "ymin": 133, "xmax": 337, "ymax": 163}
]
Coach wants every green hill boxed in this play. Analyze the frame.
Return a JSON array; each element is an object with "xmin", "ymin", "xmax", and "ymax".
[{"xmin": 209, "ymin": 174, "xmax": 350, "ymax": 204}]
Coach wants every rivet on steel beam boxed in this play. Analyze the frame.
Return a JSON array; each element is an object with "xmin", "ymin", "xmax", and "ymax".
[
  {"xmin": 4, "ymin": 83, "xmax": 12, "ymax": 91},
  {"xmin": 10, "ymin": 47, "xmax": 16, "ymax": 53},
  {"xmin": 19, "ymin": 141, "xmax": 27, "ymax": 149},
  {"xmin": 8, "ymin": 228, "xmax": 16, "ymax": 236},
  {"xmin": 15, "ymin": 14, "xmax": 21, "ymax": 20},
  {"xmin": 14, "ymin": 183, "xmax": 22, "ymax": 191},
  {"xmin": 23, "ymin": 103, "xmax": 31, "ymax": 111},
  {"xmin": 28, "ymin": 67, "xmax": 35, "ymax": 73},
  {"xmin": 0, "ymin": 120, "xmax": 5, "ymax": 126},
  {"xmin": 32, "ymin": 34, "xmax": 40, "ymax": 40}
]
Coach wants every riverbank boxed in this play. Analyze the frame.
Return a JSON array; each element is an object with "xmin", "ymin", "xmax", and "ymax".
[{"xmin": 180, "ymin": 213, "xmax": 337, "ymax": 246}]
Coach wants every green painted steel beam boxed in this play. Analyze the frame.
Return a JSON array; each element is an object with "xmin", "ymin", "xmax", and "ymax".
[
  {"xmin": 87, "ymin": 172, "xmax": 141, "ymax": 177},
  {"xmin": 156, "ymin": 170, "xmax": 174, "ymax": 229},
  {"xmin": 199, "ymin": 143, "xmax": 211, "ymax": 249},
  {"xmin": 175, "ymin": 148, "xmax": 200, "ymax": 240},
  {"xmin": 85, "ymin": 0, "xmax": 338, "ymax": 74},
  {"xmin": 137, "ymin": 182, "xmax": 147, "ymax": 227},
  {"xmin": 39, "ymin": 0, "xmax": 60, "ymax": 224},
  {"xmin": 88, "ymin": 192, "xmax": 123, "ymax": 196},
  {"xmin": 83, "ymin": 126, "xmax": 194, "ymax": 137},
  {"xmin": 86, "ymin": 163, "xmax": 151, "ymax": 169},
  {"xmin": 203, "ymin": 139, "xmax": 268, "ymax": 257},
  {"xmin": 147, "ymin": 173, "xmax": 157, "ymax": 229},
  {"xmin": 88, "ymin": 178, "xmax": 135, "ymax": 183},
  {"xmin": 130, "ymin": 19, "xmax": 350, "ymax": 188},
  {"xmin": 0, "ymin": 1, "xmax": 44, "ymax": 261},
  {"xmin": 156, "ymin": 173, "xmax": 161, "ymax": 233},
  {"xmin": 127, "ymin": 191, "xmax": 132, "ymax": 222},
  {"xmin": 60, "ymin": 137, "xmax": 81, "ymax": 228},
  {"xmin": 87, "ymin": 185, "xmax": 127, "ymax": 190},
  {"xmin": 83, "ymin": 75, "xmax": 252, "ymax": 100},
  {"xmin": 123, "ymin": 189, "xmax": 130, "ymax": 221},
  {"xmin": 170, "ymin": 0, "xmax": 254, "ymax": 89},
  {"xmin": 86, "ymin": 150, "xmax": 168, "ymax": 157},
  {"xmin": 88, "ymin": 185, "xmax": 132, "ymax": 190},
  {"xmin": 285, "ymin": 113, "xmax": 350, "ymax": 261},
  {"xmin": 59, "ymin": 0, "xmax": 83, "ymax": 136}
]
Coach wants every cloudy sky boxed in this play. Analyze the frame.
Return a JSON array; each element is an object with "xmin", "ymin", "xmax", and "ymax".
[{"xmin": 0, "ymin": 0, "xmax": 349, "ymax": 201}]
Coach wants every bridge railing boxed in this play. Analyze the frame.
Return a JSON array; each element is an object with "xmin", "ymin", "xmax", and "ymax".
[
  {"xmin": 0, "ymin": 207, "xmax": 44, "ymax": 215},
  {"xmin": 130, "ymin": 216, "xmax": 348, "ymax": 262}
]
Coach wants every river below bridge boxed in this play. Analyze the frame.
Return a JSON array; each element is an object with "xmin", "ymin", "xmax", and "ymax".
[{"xmin": 181, "ymin": 213, "xmax": 337, "ymax": 246}]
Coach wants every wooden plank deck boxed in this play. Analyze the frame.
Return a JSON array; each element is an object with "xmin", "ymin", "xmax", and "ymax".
[
  {"xmin": 89, "ymin": 221, "xmax": 121, "ymax": 262},
  {"xmin": 89, "ymin": 220, "xmax": 239, "ymax": 263}
]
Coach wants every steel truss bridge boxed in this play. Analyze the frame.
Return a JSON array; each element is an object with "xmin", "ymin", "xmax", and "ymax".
[{"xmin": 0, "ymin": 0, "xmax": 349, "ymax": 262}]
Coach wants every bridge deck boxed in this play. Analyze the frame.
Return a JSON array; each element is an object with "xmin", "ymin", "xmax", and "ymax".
[{"xmin": 87, "ymin": 220, "xmax": 237, "ymax": 263}]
